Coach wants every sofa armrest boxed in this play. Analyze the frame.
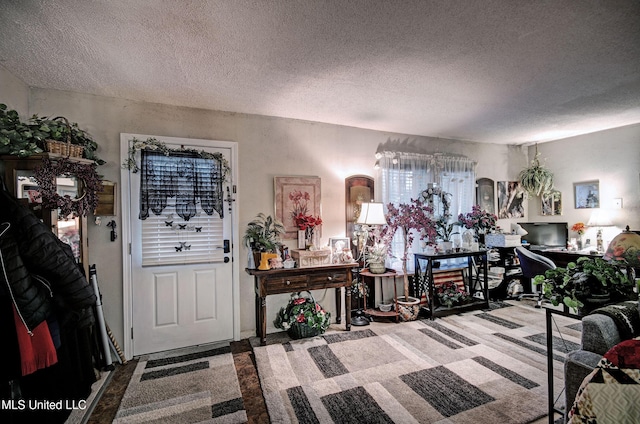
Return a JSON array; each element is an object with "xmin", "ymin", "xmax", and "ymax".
[
  {"xmin": 564, "ymin": 349, "xmax": 602, "ymax": 416},
  {"xmin": 581, "ymin": 313, "xmax": 621, "ymax": 355}
]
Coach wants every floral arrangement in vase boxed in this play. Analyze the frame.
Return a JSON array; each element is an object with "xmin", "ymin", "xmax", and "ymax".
[
  {"xmin": 457, "ymin": 205, "xmax": 498, "ymax": 235},
  {"xmin": 274, "ymin": 291, "xmax": 331, "ymax": 339},
  {"xmin": 571, "ymin": 222, "xmax": 586, "ymax": 249},
  {"xmin": 571, "ymin": 222, "xmax": 585, "ymax": 236},
  {"xmin": 380, "ymin": 199, "xmax": 437, "ymax": 305},
  {"xmin": 289, "ymin": 190, "xmax": 322, "ymax": 248}
]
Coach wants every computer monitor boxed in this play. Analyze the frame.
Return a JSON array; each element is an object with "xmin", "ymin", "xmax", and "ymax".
[{"xmin": 518, "ymin": 222, "xmax": 568, "ymax": 249}]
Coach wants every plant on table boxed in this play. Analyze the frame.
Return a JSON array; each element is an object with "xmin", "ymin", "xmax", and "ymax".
[
  {"xmin": 243, "ymin": 213, "xmax": 285, "ymax": 253},
  {"xmin": 458, "ymin": 205, "xmax": 498, "ymax": 235},
  {"xmin": 534, "ymin": 256, "xmax": 636, "ymax": 314}
]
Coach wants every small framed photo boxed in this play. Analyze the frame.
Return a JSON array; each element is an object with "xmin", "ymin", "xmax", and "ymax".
[
  {"xmin": 574, "ymin": 181, "xmax": 599, "ymax": 209},
  {"xmin": 329, "ymin": 237, "xmax": 353, "ymax": 264}
]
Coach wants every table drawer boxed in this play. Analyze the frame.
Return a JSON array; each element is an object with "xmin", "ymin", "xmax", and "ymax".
[
  {"xmin": 263, "ymin": 275, "xmax": 308, "ymax": 293},
  {"xmin": 308, "ymin": 271, "xmax": 348, "ymax": 286}
]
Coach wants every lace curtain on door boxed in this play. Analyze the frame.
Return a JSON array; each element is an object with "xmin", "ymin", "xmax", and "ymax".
[
  {"xmin": 139, "ymin": 149, "xmax": 225, "ymax": 220},
  {"xmin": 138, "ymin": 149, "xmax": 226, "ymax": 265},
  {"xmin": 377, "ymin": 152, "xmax": 476, "ymax": 271}
]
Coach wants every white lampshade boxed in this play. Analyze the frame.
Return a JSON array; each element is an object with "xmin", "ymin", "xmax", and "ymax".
[
  {"xmin": 357, "ymin": 202, "xmax": 387, "ymax": 225},
  {"xmin": 511, "ymin": 223, "xmax": 529, "ymax": 236},
  {"xmin": 587, "ymin": 209, "xmax": 613, "ymax": 227}
]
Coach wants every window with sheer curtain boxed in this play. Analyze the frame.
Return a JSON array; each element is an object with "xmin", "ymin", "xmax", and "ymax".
[{"xmin": 377, "ymin": 152, "xmax": 476, "ymax": 271}]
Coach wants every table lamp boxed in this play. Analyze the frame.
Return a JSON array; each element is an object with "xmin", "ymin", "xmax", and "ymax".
[
  {"xmin": 353, "ymin": 202, "xmax": 387, "ymax": 326},
  {"xmin": 603, "ymin": 225, "xmax": 640, "ymax": 269}
]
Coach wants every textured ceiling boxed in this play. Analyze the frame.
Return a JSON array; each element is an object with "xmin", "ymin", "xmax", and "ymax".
[{"xmin": 1, "ymin": 0, "xmax": 639, "ymax": 145}]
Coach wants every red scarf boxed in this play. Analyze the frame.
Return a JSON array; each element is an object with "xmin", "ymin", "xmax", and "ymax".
[{"xmin": 12, "ymin": 306, "xmax": 58, "ymax": 376}]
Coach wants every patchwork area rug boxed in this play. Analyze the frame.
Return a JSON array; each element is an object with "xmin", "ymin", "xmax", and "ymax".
[
  {"xmin": 113, "ymin": 343, "xmax": 247, "ymax": 423},
  {"xmin": 253, "ymin": 301, "xmax": 581, "ymax": 423}
]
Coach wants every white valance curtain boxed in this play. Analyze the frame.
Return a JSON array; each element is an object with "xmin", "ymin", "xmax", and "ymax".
[{"xmin": 377, "ymin": 152, "xmax": 476, "ymax": 271}]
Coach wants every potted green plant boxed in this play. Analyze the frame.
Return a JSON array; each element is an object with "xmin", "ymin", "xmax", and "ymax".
[
  {"xmin": 0, "ymin": 104, "xmax": 43, "ymax": 157},
  {"xmin": 534, "ymin": 256, "xmax": 636, "ymax": 314},
  {"xmin": 243, "ymin": 213, "xmax": 285, "ymax": 268},
  {"xmin": 0, "ymin": 103, "xmax": 104, "ymax": 164},
  {"xmin": 364, "ymin": 242, "xmax": 387, "ymax": 274},
  {"xmin": 381, "ymin": 198, "xmax": 437, "ymax": 321}
]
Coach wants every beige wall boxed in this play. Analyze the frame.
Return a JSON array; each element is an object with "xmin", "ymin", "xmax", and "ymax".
[
  {"xmin": 9, "ymin": 65, "xmax": 637, "ymax": 354},
  {"xmin": 529, "ymin": 125, "xmax": 640, "ymax": 247},
  {"xmin": 0, "ymin": 65, "xmax": 29, "ymax": 117}
]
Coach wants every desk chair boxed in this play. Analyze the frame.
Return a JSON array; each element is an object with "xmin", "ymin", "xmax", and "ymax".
[{"xmin": 514, "ymin": 246, "xmax": 556, "ymax": 308}]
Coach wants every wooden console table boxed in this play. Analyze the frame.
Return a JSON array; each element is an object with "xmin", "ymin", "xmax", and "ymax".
[{"xmin": 246, "ymin": 263, "xmax": 356, "ymax": 345}]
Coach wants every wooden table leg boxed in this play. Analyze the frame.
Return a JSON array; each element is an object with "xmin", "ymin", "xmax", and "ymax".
[
  {"xmin": 259, "ymin": 296, "xmax": 267, "ymax": 346},
  {"xmin": 335, "ymin": 287, "xmax": 342, "ymax": 324},
  {"xmin": 345, "ymin": 286, "xmax": 351, "ymax": 331}
]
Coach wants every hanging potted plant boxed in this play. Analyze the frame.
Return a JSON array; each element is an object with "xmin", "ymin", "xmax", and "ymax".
[
  {"xmin": 381, "ymin": 198, "xmax": 437, "ymax": 321},
  {"xmin": 517, "ymin": 144, "xmax": 554, "ymax": 197}
]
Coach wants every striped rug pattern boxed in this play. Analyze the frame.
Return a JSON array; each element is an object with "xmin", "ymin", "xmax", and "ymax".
[
  {"xmin": 113, "ymin": 344, "xmax": 246, "ymax": 423},
  {"xmin": 253, "ymin": 301, "xmax": 581, "ymax": 423}
]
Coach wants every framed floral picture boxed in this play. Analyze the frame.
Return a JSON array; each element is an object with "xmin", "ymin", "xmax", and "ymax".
[
  {"xmin": 574, "ymin": 180, "xmax": 599, "ymax": 209},
  {"xmin": 274, "ymin": 176, "xmax": 321, "ymax": 240}
]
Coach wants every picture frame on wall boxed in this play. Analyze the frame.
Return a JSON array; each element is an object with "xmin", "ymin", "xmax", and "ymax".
[
  {"xmin": 345, "ymin": 175, "xmax": 374, "ymax": 260},
  {"xmin": 497, "ymin": 181, "xmax": 525, "ymax": 219},
  {"xmin": 475, "ymin": 178, "xmax": 495, "ymax": 214},
  {"xmin": 329, "ymin": 237, "xmax": 352, "ymax": 264},
  {"xmin": 541, "ymin": 190, "xmax": 562, "ymax": 216},
  {"xmin": 274, "ymin": 176, "xmax": 321, "ymax": 240},
  {"xmin": 574, "ymin": 180, "xmax": 599, "ymax": 209}
]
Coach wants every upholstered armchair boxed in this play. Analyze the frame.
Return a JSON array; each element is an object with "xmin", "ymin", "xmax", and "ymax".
[{"xmin": 564, "ymin": 301, "xmax": 640, "ymax": 417}]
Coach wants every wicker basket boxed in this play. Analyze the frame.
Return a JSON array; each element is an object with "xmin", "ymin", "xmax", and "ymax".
[
  {"xmin": 44, "ymin": 116, "xmax": 84, "ymax": 158},
  {"xmin": 287, "ymin": 322, "xmax": 320, "ymax": 340}
]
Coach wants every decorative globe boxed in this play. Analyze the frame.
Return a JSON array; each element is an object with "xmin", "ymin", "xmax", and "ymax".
[{"xmin": 603, "ymin": 226, "xmax": 640, "ymax": 268}]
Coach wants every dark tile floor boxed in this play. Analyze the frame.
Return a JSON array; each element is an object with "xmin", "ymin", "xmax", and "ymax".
[{"xmin": 85, "ymin": 339, "xmax": 269, "ymax": 423}]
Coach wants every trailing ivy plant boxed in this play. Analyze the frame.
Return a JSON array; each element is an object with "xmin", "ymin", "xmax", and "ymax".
[
  {"xmin": 0, "ymin": 104, "xmax": 43, "ymax": 157},
  {"xmin": 0, "ymin": 103, "xmax": 104, "ymax": 164},
  {"xmin": 123, "ymin": 137, "xmax": 231, "ymax": 182},
  {"xmin": 518, "ymin": 144, "xmax": 554, "ymax": 197}
]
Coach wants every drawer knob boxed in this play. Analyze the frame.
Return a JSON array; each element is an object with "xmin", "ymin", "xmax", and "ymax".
[
  {"xmin": 327, "ymin": 276, "xmax": 333, "ymax": 281},
  {"xmin": 286, "ymin": 280, "xmax": 291, "ymax": 285}
]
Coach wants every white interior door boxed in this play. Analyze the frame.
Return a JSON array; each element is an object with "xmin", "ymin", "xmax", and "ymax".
[{"xmin": 121, "ymin": 134, "xmax": 238, "ymax": 357}]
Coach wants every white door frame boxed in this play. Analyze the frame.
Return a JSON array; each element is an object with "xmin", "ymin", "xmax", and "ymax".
[{"xmin": 119, "ymin": 133, "xmax": 240, "ymax": 360}]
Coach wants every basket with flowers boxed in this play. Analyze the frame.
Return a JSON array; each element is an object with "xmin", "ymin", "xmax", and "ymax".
[
  {"xmin": 274, "ymin": 291, "xmax": 331, "ymax": 339},
  {"xmin": 435, "ymin": 281, "xmax": 472, "ymax": 308}
]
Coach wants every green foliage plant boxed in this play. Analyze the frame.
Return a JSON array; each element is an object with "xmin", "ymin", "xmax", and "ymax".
[
  {"xmin": 0, "ymin": 103, "xmax": 104, "ymax": 164},
  {"xmin": 243, "ymin": 213, "xmax": 285, "ymax": 253},
  {"xmin": 518, "ymin": 145, "xmax": 554, "ymax": 197},
  {"xmin": 534, "ymin": 256, "xmax": 635, "ymax": 313}
]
